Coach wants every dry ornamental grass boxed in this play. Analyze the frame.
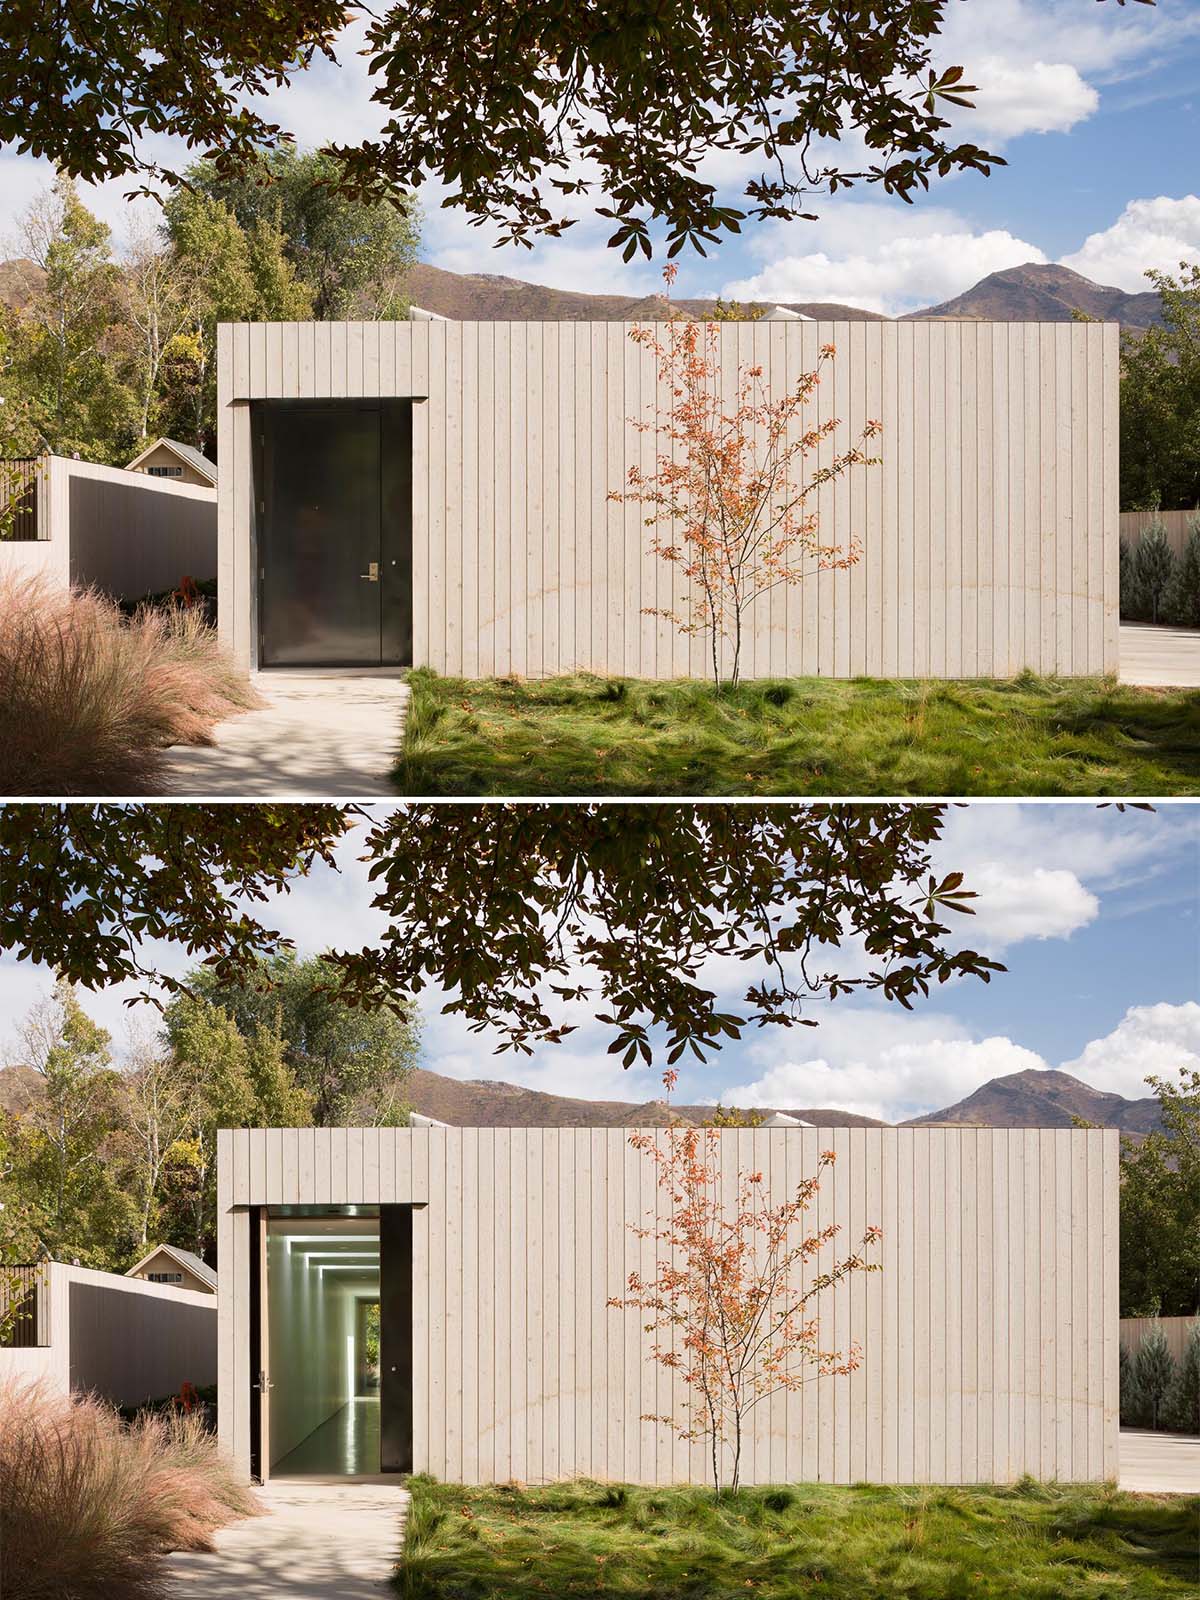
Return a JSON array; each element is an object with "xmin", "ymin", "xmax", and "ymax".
[
  {"xmin": 0, "ymin": 1378, "xmax": 259, "ymax": 1600},
  {"xmin": 0, "ymin": 573, "xmax": 259, "ymax": 796}
]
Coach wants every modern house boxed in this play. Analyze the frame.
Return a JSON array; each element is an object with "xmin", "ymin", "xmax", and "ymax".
[
  {"xmin": 127, "ymin": 1243, "xmax": 218, "ymax": 1295},
  {"xmin": 215, "ymin": 318, "xmax": 1119, "ymax": 680},
  {"xmin": 126, "ymin": 437, "xmax": 218, "ymax": 488},
  {"xmin": 217, "ymin": 1124, "xmax": 1119, "ymax": 1487}
]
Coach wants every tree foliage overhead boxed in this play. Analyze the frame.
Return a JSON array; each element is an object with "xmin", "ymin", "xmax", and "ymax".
[
  {"xmin": 0, "ymin": 802, "xmax": 1004, "ymax": 1071},
  {"xmin": 0, "ymin": 3, "xmax": 1155, "ymax": 263}
]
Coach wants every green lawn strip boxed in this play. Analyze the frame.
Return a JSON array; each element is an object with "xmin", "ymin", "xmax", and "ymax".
[
  {"xmin": 394, "ymin": 669, "xmax": 1200, "ymax": 797},
  {"xmin": 396, "ymin": 1475, "xmax": 1200, "ymax": 1600}
]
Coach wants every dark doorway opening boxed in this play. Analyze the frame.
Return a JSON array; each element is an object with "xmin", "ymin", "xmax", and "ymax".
[{"xmin": 257, "ymin": 401, "xmax": 413, "ymax": 668}]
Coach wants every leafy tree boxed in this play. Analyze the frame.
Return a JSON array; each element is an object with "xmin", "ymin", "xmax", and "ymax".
[
  {"xmin": 180, "ymin": 951, "xmax": 419, "ymax": 1126},
  {"xmin": 186, "ymin": 150, "xmax": 417, "ymax": 319},
  {"xmin": 5, "ymin": 982, "xmax": 134, "ymax": 1266},
  {"xmin": 1162, "ymin": 518, "xmax": 1200, "ymax": 629},
  {"xmin": 608, "ymin": 1111, "xmax": 880, "ymax": 1493},
  {"xmin": 1119, "ymin": 1343, "xmax": 1135, "ymax": 1427},
  {"xmin": 3, "ymin": 803, "xmax": 1009, "ymax": 1077},
  {"xmin": 1118, "ymin": 538, "xmax": 1139, "ymax": 621},
  {"xmin": 160, "ymin": 190, "xmax": 312, "ymax": 454},
  {"xmin": 1119, "ymin": 1066, "xmax": 1200, "ymax": 1319},
  {"xmin": 1120, "ymin": 263, "xmax": 1200, "ymax": 512},
  {"xmin": 5, "ymin": 6, "xmax": 1157, "ymax": 262},
  {"xmin": 161, "ymin": 996, "xmax": 312, "ymax": 1258},
  {"xmin": 609, "ymin": 267, "xmax": 881, "ymax": 688},
  {"xmin": 120, "ymin": 1028, "xmax": 194, "ymax": 1250},
  {"xmin": 1164, "ymin": 1319, "xmax": 1200, "ymax": 1434},
  {"xmin": 1128, "ymin": 1323, "xmax": 1176, "ymax": 1431},
  {"xmin": 8, "ymin": 175, "xmax": 133, "ymax": 459},
  {"xmin": 118, "ymin": 216, "xmax": 205, "ymax": 446},
  {"xmin": 1131, "ymin": 523, "xmax": 1177, "ymax": 624}
]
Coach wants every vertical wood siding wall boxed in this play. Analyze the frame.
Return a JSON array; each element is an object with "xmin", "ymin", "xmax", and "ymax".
[
  {"xmin": 218, "ymin": 321, "xmax": 1119, "ymax": 678},
  {"xmin": 218, "ymin": 1126, "xmax": 1118, "ymax": 1486}
]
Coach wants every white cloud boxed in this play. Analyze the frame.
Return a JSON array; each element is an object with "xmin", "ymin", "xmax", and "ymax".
[
  {"xmin": 721, "ymin": 203, "xmax": 1044, "ymax": 316},
  {"xmin": 718, "ymin": 1000, "xmax": 1200, "ymax": 1124},
  {"xmin": 957, "ymin": 55, "xmax": 1098, "ymax": 140},
  {"xmin": 1060, "ymin": 1000, "xmax": 1200, "ymax": 1100},
  {"xmin": 1060, "ymin": 194, "xmax": 1200, "ymax": 291}
]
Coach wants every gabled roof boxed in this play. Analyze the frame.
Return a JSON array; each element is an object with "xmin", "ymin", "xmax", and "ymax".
[
  {"xmin": 125, "ymin": 437, "xmax": 218, "ymax": 485},
  {"xmin": 126, "ymin": 1242, "xmax": 218, "ymax": 1291}
]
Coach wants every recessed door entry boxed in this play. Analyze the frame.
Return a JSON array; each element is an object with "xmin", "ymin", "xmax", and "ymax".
[{"xmin": 258, "ymin": 402, "xmax": 412, "ymax": 668}]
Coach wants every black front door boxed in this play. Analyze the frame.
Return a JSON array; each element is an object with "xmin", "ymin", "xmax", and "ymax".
[
  {"xmin": 379, "ymin": 1205, "xmax": 413, "ymax": 1473},
  {"xmin": 261, "ymin": 404, "xmax": 384, "ymax": 666}
]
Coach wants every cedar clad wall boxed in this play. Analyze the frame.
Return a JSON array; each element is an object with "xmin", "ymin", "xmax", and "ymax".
[
  {"xmin": 217, "ymin": 320, "xmax": 1119, "ymax": 678},
  {"xmin": 217, "ymin": 1126, "xmax": 1119, "ymax": 1486}
]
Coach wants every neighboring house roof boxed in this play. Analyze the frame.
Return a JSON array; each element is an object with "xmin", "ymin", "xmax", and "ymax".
[
  {"xmin": 409, "ymin": 1110, "xmax": 453, "ymax": 1127},
  {"xmin": 126, "ymin": 1243, "xmax": 218, "ymax": 1291},
  {"xmin": 125, "ymin": 437, "xmax": 218, "ymax": 485},
  {"xmin": 760, "ymin": 1111, "xmax": 815, "ymax": 1127}
]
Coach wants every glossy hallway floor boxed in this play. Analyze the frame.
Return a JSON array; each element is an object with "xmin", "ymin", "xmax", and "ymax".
[{"xmin": 272, "ymin": 1395, "xmax": 381, "ymax": 1477}]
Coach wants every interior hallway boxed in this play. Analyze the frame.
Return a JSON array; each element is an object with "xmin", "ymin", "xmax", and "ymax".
[{"xmin": 273, "ymin": 1396, "xmax": 381, "ymax": 1478}]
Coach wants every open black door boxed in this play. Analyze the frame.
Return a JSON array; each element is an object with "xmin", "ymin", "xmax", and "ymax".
[
  {"xmin": 259, "ymin": 402, "xmax": 412, "ymax": 667},
  {"xmin": 379, "ymin": 1206, "xmax": 413, "ymax": 1473}
]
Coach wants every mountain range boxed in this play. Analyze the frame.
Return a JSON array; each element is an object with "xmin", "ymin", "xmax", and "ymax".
[
  {"xmin": 0, "ymin": 257, "xmax": 1161, "ymax": 332},
  {"xmin": 402, "ymin": 259, "xmax": 1159, "ymax": 331},
  {"xmin": 402, "ymin": 1064, "xmax": 1160, "ymax": 1135}
]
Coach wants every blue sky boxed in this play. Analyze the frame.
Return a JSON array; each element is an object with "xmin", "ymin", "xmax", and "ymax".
[
  {"xmin": 1, "ymin": 803, "xmax": 1196, "ymax": 1124},
  {"xmin": 3, "ymin": 1, "xmax": 1200, "ymax": 315}
]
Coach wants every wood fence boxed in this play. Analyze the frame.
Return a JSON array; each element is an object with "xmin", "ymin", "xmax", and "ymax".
[{"xmin": 219, "ymin": 319, "xmax": 1120, "ymax": 679}]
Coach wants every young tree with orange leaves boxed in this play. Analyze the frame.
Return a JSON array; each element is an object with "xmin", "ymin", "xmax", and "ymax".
[
  {"xmin": 609, "ymin": 1089, "xmax": 881, "ymax": 1494},
  {"xmin": 609, "ymin": 267, "xmax": 881, "ymax": 689}
]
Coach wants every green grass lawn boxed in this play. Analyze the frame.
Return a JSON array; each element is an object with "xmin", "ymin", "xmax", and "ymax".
[
  {"xmin": 396, "ymin": 1476, "xmax": 1200, "ymax": 1600},
  {"xmin": 395, "ymin": 669, "xmax": 1200, "ymax": 796}
]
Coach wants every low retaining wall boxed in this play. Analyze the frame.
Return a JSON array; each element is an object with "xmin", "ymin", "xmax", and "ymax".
[
  {"xmin": 0, "ymin": 1261, "xmax": 216, "ymax": 1407},
  {"xmin": 0, "ymin": 455, "xmax": 216, "ymax": 601}
]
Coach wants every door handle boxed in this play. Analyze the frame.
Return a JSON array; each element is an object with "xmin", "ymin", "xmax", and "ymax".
[{"xmin": 360, "ymin": 561, "xmax": 380, "ymax": 582}]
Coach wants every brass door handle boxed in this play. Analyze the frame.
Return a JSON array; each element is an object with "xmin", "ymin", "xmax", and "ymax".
[{"xmin": 360, "ymin": 562, "xmax": 380, "ymax": 582}]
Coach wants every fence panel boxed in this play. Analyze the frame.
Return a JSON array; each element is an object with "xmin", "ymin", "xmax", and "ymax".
[
  {"xmin": 0, "ymin": 458, "xmax": 45, "ymax": 541},
  {"xmin": 0, "ymin": 1264, "xmax": 51, "ymax": 1347}
]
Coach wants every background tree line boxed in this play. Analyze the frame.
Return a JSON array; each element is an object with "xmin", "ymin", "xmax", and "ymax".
[
  {"xmin": 0, "ymin": 151, "xmax": 418, "ymax": 464},
  {"xmin": 0, "ymin": 957, "xmax": 419, "ymax": 1271}
]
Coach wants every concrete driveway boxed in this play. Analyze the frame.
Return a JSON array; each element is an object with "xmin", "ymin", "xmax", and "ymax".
[
  {"xmin": 1119, "ymin": 1429, "xmax": 1200, "ymax": 1494},
  {"xmin": 160, "ymin": 670, "xmax": 409, "ymax": 798},
  {"xmin": 1119, "ymin": 623, "xmax": 1200, "ymax": 689},
  {"xmin": 166, "ymin": 1479, "xmax": 408, "ymax": 1598}
]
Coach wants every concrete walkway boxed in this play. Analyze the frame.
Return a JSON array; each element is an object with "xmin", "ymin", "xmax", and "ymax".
[
  {"xmin": 1119, "ymin": 623, "xmax": 1200, "ymax": 689},
  {"xmin": 160, "ymin": 670, "xmax": 409, "ymax": 797},
  {"xmin": 166, "ymin": 1479, "xmax": 408, "ymax": 1598},
  {"xmin": 1119, "ymin": 1429, "xmax": 1200, "ymax": 1494}
]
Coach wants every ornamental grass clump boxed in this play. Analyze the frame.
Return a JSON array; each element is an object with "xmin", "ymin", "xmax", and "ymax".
[
  {"xmin": 0, "ymin": 571, "xmax": 259, "ymax": 795},
  {"xmin": 0, "ymin": 1378, "xmax": 258, "ymax": 1600}
]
